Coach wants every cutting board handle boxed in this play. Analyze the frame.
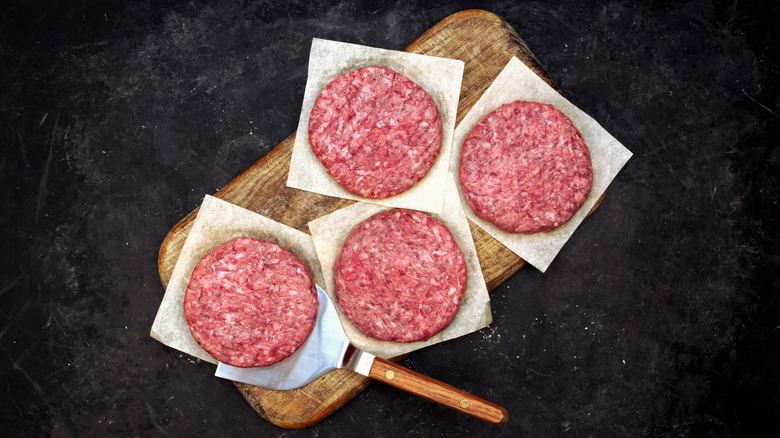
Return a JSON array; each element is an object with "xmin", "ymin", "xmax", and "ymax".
[{"xmin": 368, "ymin": 356, "xmax": 508, "ymax": 424}]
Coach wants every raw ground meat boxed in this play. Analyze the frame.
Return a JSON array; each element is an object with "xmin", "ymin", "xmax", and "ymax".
[
  {"xmin": 184, "ymin": 237, "xmax": 318, "ymax": 368},
  {"xmin": 334, "ymin": 209, "xmax": 466, "ymax": 343},
  {"xmin": 459, "ymin": 101, "xmax": 593, "ymax": 234},
  {"xmin": 308, "ymin": 65, "xmax": 442, "ymax": 199}
]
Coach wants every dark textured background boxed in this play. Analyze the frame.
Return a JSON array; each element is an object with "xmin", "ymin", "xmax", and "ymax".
[{"xmin": 2, "ymin": 1, "xmax": 778, "ymax": 436}]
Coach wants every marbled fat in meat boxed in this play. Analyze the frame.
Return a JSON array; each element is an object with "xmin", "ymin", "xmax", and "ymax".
[
  {"xmin": 184, "ymin": 237, "xmax": 318, "ymax": 368},
  {"xmin": 308, "ymin": 65, "xmax": 442, "ymax": 199},
  {"xmin": 459, "ymin": 101, "xmax": 593, "ymax": 233},
  {"xmin": 334, "ymin": 209, "xmax": 466, "ymax": 343}
]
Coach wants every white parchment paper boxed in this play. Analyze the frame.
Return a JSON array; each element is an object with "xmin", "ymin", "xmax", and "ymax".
[
  {"xmin": 287, "ymin": 38, "xmax": 465, "ymax": 214},
  {"xmin": 307, "ymin": 173, "xmax": 491, "ymax": 359},
  {"xmin": 449, "ymin": 56, "xmax": 633, "ymax": 272},
  {"xmin": 150, "ymin": 195, "xmax": 325, "ymax": 364}
]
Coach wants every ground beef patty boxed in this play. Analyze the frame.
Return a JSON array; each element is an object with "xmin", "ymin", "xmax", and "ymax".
[
  {"xmin": 308, "ymin": 65, "xmax": 442, "ymax": 199},
  {"xmin": 334, "ymin": 209, "xmax": 466, "ymax": 343},
  {"xmin": 184, "ymin": 237, "xmax": 318, "ymax": 368},
  {"xmin": 459, "ymin": 101, "xmax": 593, "ymax": 234}
]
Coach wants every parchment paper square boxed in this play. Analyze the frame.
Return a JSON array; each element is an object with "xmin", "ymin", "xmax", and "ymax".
[
  {"xmin": 449, "ymin": 57, "xmax": 633, "ymax": 272},
  {"xmin": 307, "ymin": 173, "xmax": 491, "ymax": 359},
  {"xmin": 287, "ymin": 38, "xmax": 464, "ymax": 214},
  {"xmin": 150, "ymin": 195, "xmax": 325, "ymax": 364}
]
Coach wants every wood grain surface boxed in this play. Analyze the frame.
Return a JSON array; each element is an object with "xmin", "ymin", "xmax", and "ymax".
[{"xmin": 157, "ymin": 9, "xmax": 602, "ymax": 429}]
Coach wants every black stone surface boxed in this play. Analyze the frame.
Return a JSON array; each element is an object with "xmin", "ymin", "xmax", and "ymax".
[{"xmin": 2, "ymin": 1, "xmax": 778, "ymax": 436}]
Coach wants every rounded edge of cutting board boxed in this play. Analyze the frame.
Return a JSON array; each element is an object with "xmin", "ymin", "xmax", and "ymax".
[{"xmin": 155, "ymin": 8, "xmax": 606, "ymax": 429}]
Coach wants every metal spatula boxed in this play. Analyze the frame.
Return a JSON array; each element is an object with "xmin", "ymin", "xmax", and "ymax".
[{"xmin": 215, "ymin": 285, "xmax": 507, "ymax": 424}]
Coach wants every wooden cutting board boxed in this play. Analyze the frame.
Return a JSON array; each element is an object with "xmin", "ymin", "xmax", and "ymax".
[{"xmin": 157, "ymin": 9, "xmax": 603, "ymax": 428}]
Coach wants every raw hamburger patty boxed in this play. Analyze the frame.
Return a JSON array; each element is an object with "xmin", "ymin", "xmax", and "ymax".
[
  {"xmin": 334, "ymin": 209, "xmax": 466, "ymax": 343},
  {"xmin": 459, "ymin": 101, "xmax": 593, "ymax": 234},
  {"xmin": 308, "ymin": 65, "xmax": 442, "ymax": 199},
  {"xmin": 184, "ymin": 237, "xmax": 318, "ymax": 368}
]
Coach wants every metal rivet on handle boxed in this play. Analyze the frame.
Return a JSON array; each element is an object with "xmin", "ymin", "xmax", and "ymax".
[
  {"xmin": 385, "ymin": 370, "xmax": 394, "ymax": 380},
  {"xmin": 460, "ymin": 399, "xmax": 470, "ymax": 409}
]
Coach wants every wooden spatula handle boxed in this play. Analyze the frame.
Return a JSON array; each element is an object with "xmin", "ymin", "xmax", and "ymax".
[{"xmin": 368, "ymin": 356, "xmax": 508, "ymax": 424}]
